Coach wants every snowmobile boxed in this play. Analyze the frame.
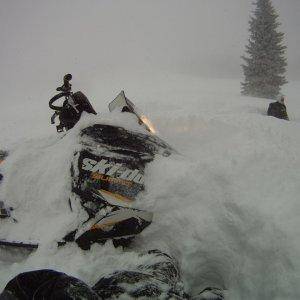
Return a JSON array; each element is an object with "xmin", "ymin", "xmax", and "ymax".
[{"xmin": 0, "ymin": 74, "xmax": 174, "ymax": 251}]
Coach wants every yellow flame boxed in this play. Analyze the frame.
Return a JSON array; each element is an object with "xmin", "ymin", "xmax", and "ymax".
[{"xmin": 140, "ymin": 115, "xmax": 156, "ymax": 133}]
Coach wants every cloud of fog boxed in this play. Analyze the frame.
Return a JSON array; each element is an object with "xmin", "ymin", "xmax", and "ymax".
[{"xmin": 0, "ymin": 0, "xmax": 298, "ymax": 102}]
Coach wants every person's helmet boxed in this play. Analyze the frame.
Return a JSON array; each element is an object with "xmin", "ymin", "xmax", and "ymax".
[{"xmin": 277, "ymin": 94, "xmax": 286, "ymax": 104}]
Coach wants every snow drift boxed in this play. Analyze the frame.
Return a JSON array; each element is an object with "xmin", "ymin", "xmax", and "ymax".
[{"xmin": 0, "ymin": 73, "xmax": 299, "ymax": 299}]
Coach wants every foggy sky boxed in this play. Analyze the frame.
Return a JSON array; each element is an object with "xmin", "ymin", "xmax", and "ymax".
[{"xmin": 0, "ymin": 0, "xmax": 299, "ymax": 99}]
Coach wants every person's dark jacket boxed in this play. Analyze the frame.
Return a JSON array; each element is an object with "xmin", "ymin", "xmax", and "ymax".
[
  {"xmin": 267, "ymin": 101, "xmax": 289, "ymax": 120},
  {"xmin": 0, "ymin": 250, "xmax": 224, "ymax": 299}
]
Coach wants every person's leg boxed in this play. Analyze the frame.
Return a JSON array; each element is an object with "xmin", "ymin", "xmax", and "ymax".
[
  {"xmin": 92, "ymin": 249, "xmax": 224, "ymax": 300},
  {"xmin": 0, "ymin": 269, "xmax": 99, "ymax": 300},
  {"xmin": 92, "ymin": 249, "xmax": 187, "ymax": 299},
  {"xmin": 0, "ymin": 255, "xmax": 224, "ymax": 299}
]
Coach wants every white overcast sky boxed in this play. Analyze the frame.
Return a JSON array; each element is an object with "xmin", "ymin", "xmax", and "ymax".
[{"xmin": 0, "ymin": 0, "xmax": 299, "ymax": 98}]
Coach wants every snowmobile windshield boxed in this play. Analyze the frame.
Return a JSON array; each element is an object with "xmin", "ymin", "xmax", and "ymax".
[{"xmin": 109, "ymin": 91, "xmax": 156, "ymax": 133}]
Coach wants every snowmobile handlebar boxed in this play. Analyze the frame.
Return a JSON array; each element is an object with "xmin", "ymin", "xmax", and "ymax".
[
  {"xmin": 49, "ymin": 92, "xmax": 70, "ymax": 111},
  {"xmin": 49, "ymin": 74, "xmax": 73, "ymax": 111}
]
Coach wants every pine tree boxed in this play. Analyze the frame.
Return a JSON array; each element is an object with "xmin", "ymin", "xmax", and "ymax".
[{"xmin": 241, "ymin": 0, "xmax": 287, "ymax": 99}]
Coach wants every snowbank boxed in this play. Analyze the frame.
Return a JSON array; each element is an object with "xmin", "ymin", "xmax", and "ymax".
[{"xmin": 0, "ymin": 74, "xmax": 299, "ymax": 299}]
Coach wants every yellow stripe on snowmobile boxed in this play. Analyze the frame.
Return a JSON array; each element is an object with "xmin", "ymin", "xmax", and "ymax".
[
  {"xmin": 91, "ymin": 220, "xmax": 118, "ymax": 230},
  {"xmin": 91, "ymin": 172, "xmax": 133, "ymax": 187},
  {"xmin": 99, "ymin": 189, "xmax": 133, "ymax": 203}
]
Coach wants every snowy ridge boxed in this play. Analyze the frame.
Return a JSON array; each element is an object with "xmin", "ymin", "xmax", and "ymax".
[{"xmin": 0, "ymin": 75, "xmax": 299, "ymax": 299}]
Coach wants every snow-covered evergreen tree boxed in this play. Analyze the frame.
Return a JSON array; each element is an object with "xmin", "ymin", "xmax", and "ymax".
[{"xmin": 241, "ymin": 0, "xmax": 287, "ymax": 99}]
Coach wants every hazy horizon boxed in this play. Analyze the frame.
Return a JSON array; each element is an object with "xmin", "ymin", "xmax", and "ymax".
[{"xmin": 0, "ymin": 0, "xmax": 299, "ymax": 102}]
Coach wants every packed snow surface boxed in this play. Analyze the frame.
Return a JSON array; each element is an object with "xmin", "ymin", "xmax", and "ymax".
[{"xmin": 0, "ymin": 73, "xmax": 299, "ymax": 299}]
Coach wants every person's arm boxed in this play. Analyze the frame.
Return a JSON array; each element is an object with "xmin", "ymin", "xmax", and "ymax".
[{"xmin": 282, "ymin": 105, "xmax": 289, "ymax": 120}]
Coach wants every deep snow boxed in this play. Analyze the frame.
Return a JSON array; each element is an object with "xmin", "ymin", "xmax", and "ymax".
[{"xmin": 0, "ymin": 73, "xmax": 299, "ymax": 299}]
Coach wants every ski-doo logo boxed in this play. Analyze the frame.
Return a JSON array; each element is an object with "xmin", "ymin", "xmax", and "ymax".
[{"xmin": 82, "ymin": 158, "xmax": 144, "ymax": 185}]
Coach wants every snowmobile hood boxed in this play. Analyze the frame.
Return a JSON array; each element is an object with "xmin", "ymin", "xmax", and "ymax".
[{"xmin": 0, "ymin": 116, "xmax": 175, "ymax": 251}]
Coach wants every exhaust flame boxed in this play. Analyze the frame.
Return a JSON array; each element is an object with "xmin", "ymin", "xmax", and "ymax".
[{"xmin": 140, "ymin": 115, "xmax": 156, "ymax": 133}]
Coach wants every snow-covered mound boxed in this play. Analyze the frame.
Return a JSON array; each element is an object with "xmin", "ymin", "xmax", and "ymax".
[
  {"xmin": 0, "ymin": 74, "xmax": 299, "ymax": 299},
  {"xmin": 0, "ymin": 111, "xmax": 163, "ymax": 244}
]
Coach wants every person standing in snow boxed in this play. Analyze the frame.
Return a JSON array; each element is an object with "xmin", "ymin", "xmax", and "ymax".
[{"xmin": 267, "ymin": 95, "xmax": 289, "ymax": 120}]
